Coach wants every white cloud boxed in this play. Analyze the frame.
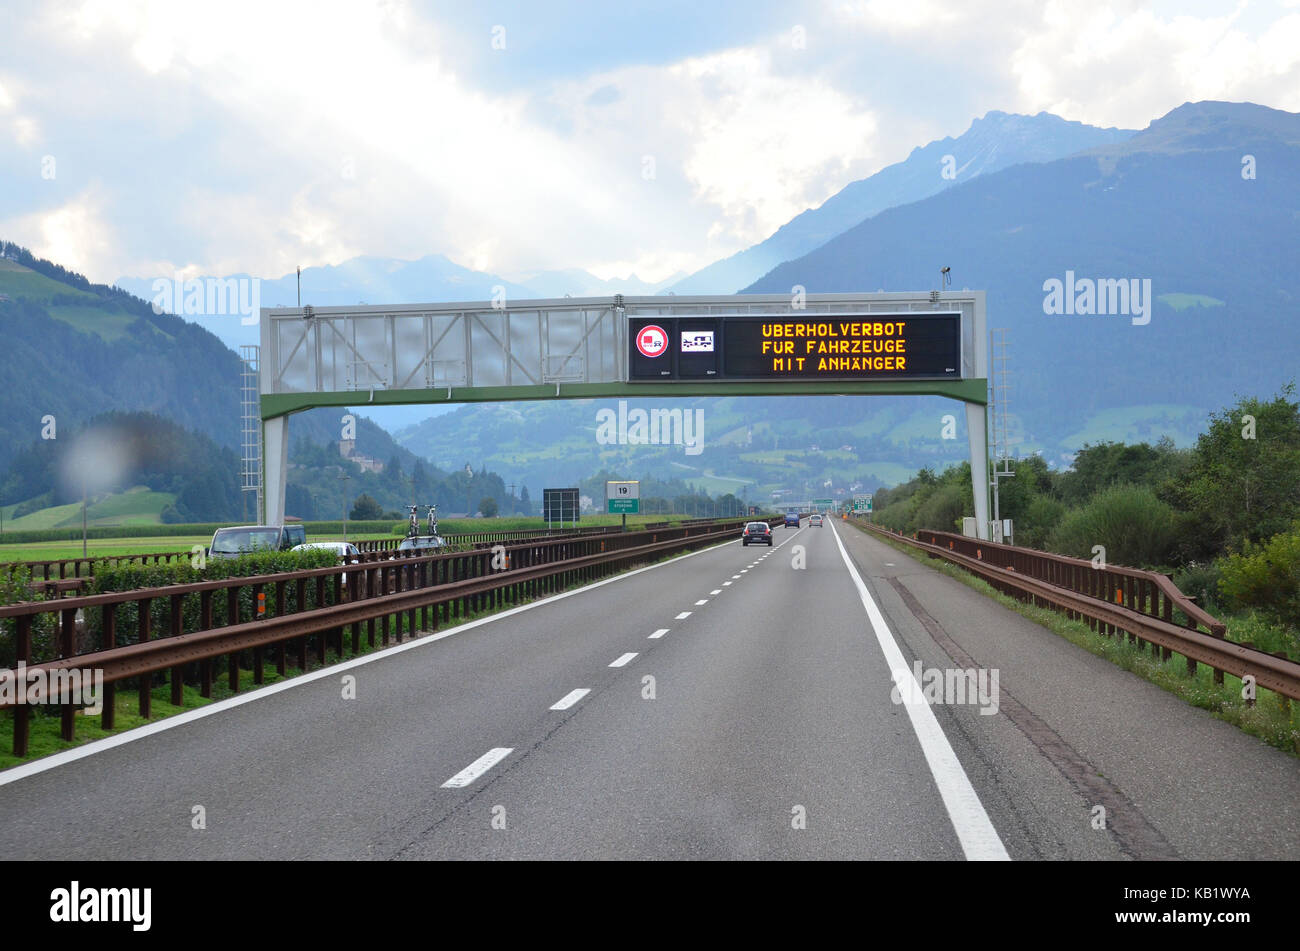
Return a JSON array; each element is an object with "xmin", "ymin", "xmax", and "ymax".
[{"xmin": 1, "ymin": 0, "xmax": 1296, "ymax": 288}]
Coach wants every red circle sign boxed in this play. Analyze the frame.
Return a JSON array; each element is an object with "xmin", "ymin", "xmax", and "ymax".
[{"xmin": 636, "ymin": 324, "xmax": 668, "ymax": 359}]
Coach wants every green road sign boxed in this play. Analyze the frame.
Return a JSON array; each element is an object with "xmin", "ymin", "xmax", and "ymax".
[{"xmin": 608, "ymin": 498, "xmax": 639, "ymax": 514}]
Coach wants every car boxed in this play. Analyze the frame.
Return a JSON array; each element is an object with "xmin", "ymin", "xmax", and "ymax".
[
  {"xmin": 398, "ymin": 535, "xmax": 447, "ymax": 553},
  {"xmin": 742, "ymin": 521, "xmax": 773, "ymax": 545},
  {"xmin": 208, "ymin": 524, "xmax": 307, "ymax": 560},
  {"xmin": 809, "ymin": 514, "xmax": 823, "ymax": 527},
  {"xmin": 292, "ymin": 542, "xmax": 360, "ymax": 582},
  {"xmin": 783, "ymin": 512, "xmax": 800, "ymax": 527}
]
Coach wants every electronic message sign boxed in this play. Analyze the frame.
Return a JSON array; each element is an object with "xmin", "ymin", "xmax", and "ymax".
[{"xmin": 628, "ymin": 314, "xmax": 960, "ymax": 381}]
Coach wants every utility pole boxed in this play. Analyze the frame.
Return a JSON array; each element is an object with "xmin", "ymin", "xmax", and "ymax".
[
  {"xmin": 989, "ymin": 327, "xmax": 1015, "ymax": 543},
  {"xmin": 81, "ymin": 472, "xmax": 88, "ymax": 559},
  {"xmin": 465, "ymin": 463, "xmax": 473, "ymax": 519},
  {"xmin": 341, "ymin": 472, "xmax": 351, "ymax": 543}
]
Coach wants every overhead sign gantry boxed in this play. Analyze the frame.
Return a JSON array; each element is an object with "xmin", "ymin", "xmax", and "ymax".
[{"xmin": 259, "ymin": 292, "xmax": 992, "ymax": 537}]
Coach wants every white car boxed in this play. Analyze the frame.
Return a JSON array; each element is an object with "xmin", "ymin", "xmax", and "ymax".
[
  {"xmin": 292, "ymin": 542, "xmax": 360, "ymax": 582},
  {"xmin": 809, "ymin": 514, "xmax": 823, "ymax": 527}
]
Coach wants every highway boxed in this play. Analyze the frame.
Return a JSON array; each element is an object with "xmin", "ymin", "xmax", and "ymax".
[{"xmin": 1, "ymin": 520, "xmax": 1297, "ymax": 860}]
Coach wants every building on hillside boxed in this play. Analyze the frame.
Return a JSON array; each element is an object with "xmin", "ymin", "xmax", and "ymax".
[{"xmin": 337, "ymin": 439, "xmax": 384, "ymax": 474}]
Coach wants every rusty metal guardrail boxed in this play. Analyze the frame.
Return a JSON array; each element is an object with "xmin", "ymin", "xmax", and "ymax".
[
  {"xmin": 0, "ymin": 518, "xmax": 760, "ymax": 757},
  {"xmin": 852, "ymin": 520, "xmax": 1300, "ymax": 702}
]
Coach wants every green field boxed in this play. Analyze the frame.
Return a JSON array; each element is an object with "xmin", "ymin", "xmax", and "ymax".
[
  {"xmin": 0, "ymin": 513, "xmax": 710, "ymax": 563},
  {"xmin": 2, "ymin": 486, "xmax": 178, "ymax": 531}
]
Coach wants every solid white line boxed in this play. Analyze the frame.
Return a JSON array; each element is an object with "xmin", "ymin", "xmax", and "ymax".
[
  {"xmin": 676, "ymin": 611, "xmax": 692, "ymax": 619},
  {"xmin": 828, "ymin": 522, "xmax": 1009, "ymax": 861},
  {"xmin": 649, "ymin": 628, "xmax": 669, "ymax": 639},
  {"xmin": 0, "ymin": 528, "xmax": 746, "ymax": 787},
  {"xmin": 695, "ymin": 599, "xmax": 709, "ymax": 605},
  {"xmin": 710, "ymin": 589, "xmax": 721, "ymax": 595},
  {"xmin": 549, "ymin": 688, "xmax": 590, "ymax": 711},
  {"xmin": 609, "ymin": 652, "xmax": 638, "ymax": 668},
  {"xmin": 441, "ymin": 747, "xmax": 513, "ymax": 788}
]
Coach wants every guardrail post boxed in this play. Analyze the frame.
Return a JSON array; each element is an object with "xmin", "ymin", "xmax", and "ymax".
[
  {"xmin": 13, "ymin": 615, "xmax": 32, "ymax": 756},
  {"xmin": 275, "ymin": 580, "xmax": 288, "ymax": 674},
  {"xmin": 227, "ymin": 586, "xmax": 240, "ymax": 692},
  {"xmin": 169, "ymin": 592, "xmax": 184, "ymax": 706},
  {"xmin": 137, "ymin": 597, "xmax": 152, "ymax": 719},
  {"xmin": 315, "ymin": 576, "xmax": 327, "ymax": 663},
  {"xmin": 199, "ymin": 590, "xmax": 213, "ymax": 698},
  {"xmin": 101, "ymin": 606, "xmax": 116, "ymax": 729},
  {"xmin": 58, "ymin": 604, "xmax": 77, "ymax": 741}
]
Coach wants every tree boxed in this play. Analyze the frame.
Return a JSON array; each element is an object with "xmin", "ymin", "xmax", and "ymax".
[
  {"xmin": 1164, "ymin": 384, "xmax": 1300, "ymax": 553},
  {"xmin": 519, "ymin": 485, "xmax": 531, "ymax": 514},
  {"xmin": 350, "ymin": 493, "xmax": 383, "ymax": 521},
  {"xmin": 478, "ymin": 496, "xmax": 499, "ymax": 518}
]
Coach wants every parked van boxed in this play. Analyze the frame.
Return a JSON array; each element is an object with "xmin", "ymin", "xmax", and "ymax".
[{"xmin": 208, "ymin": 524, "xmax": 307, "ymax": 560}]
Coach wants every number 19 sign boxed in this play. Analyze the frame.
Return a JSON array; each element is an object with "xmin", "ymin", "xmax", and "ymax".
[{"xmin": 607, "ymin": 480, "xmax": 640, "ymax": 514}]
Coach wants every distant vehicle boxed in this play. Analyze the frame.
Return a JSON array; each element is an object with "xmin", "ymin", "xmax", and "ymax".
[
  {"xmin": 292, "ymin": 542, "xmax": 360, "ymax": 582},
  {"xmin": 398, "ymin": 535, "xmax": 447, "ymax": 553},
  {"xmin": 809, "ymin": 514, "xmax": 823, "ymax": 527},
  {"xmin": 399, "ymin": 503, "xmax": 446, "ymax": 553},
  {"xmin": 742, "ymin": 521, "xmax": 773, "ymax": 545},
  {"xmin": 208, "ymin": 524, "xmax": 307, "ymax": 560},
  {"xmin": 291, "ymin": 541, "xmax": 359, "ymax": 558},
  {"xmin": 783, "ymin": 512, "xmax": 800, "ymax": 527}
]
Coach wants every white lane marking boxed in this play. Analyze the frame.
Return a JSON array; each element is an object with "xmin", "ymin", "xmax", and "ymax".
[
  {"xmin": 549, "ymin": 689, "xmax": 590, "ymax": 711},
  {"xmin": 649, "ymin": 628, "xmax": 669, "ymax": 639},
  {"xmin": 828, "ymin": 522, "xmax": 1010, "ymax": 862},
  {"xmin": 676, "ymin": 611, "xmax": 692, "ymax": 619},
  {"xmin": 695, "ymin": 599, "xmax": 709, "ymax": 605},
  {"xmin": 710, "ymin": 589, "xmax": 721, "ymax": 595},
  {"xmin": 442, "ymin": 747, "xmax": 513, "ymax": 788},
  {"xmin": 732, "ymin": 575, "xmax": 742, "ymax": 579},
  {"xmin": 722, "ymin": 581, "xmax": 732, "ymax": 586},
  {"xmin": 609, "ymin": 652, "xmax": 638, "ymax": 668},
  {"xmin": 0, "ymin": 527, "xmax": 746, "ymax": 787},
  {"xmin": 740, "ymin": 569, "xmax": 748, "ymax": 573},
  {"xmin": 886, "ymin": 562, "xmax": 896, "ymax": 567}
]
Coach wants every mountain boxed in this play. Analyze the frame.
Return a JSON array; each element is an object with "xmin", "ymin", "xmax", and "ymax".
[
  {"xmin": 396, "ymin": 101, "xmax": 1298, "ymax": 494},
  {"xmin": 0, "ymin": 243, "xmax": 245, "ymax": 471},
  {"xmin": 669, "ymin": 110, "xmax": 1136, "ymax": 295},
  {"xmin": 396, "ymin": 395, "xmax": 963, "ymax": 504},
  {"xmin": 503, "ymin": 268, "xmax": 686, "ymax": 298},
  {"xmin": 744, "ymin": 100, "xmax": 1300, "ymax": 462}
]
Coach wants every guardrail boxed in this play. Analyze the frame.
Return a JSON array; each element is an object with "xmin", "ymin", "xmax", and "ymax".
[
  {"xmin": 851, "ymin": 521, "xmax": 1300, "ymax": 702},
  {"xmin": 0, "ymin": 518, "xmax": 756, "ymax": 757}
]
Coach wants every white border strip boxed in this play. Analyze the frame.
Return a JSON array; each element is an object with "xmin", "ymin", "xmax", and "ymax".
[
  {"xmin": 829, "ymin": 522, "xmax": 1010, "ymax": 861},
  {"xmin": 0, "ymin": 533, "xmax": 745, "ymax": 787}
]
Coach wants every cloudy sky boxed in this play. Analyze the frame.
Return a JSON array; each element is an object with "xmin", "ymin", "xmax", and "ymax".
[{"xmin": 2, "ymin": 0, "xmax": 1298, "ymax": 287}]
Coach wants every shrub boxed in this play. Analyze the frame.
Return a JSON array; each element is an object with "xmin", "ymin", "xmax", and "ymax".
[
  {"xmin": 1047, "ymin": 483, "xmax": 1176, "ymax": 568},
  {"xmin": 913, "ymin": 483, "xmax": 970, "ymax": 533},
  {"xmin": 1217, "ymin": 524, "xmax": 1300, "ymax": 633}
]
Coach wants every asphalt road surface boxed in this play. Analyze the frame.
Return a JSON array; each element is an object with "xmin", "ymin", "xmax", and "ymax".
[{"xmin": 2, "ymin": 521, "xmax": 1297, "ymax": 859}]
